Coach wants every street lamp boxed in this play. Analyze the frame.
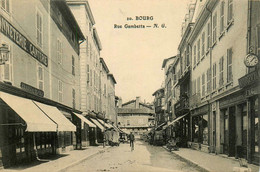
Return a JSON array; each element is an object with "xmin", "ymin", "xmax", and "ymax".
[{"xmin": 0, "ymin": 44, "xmax": 10, "ymax": 65}]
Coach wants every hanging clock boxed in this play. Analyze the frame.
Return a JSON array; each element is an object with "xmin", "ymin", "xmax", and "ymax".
[{"xmin": 244, "ymin": 53, "xmax": 259, "ymax": 67}]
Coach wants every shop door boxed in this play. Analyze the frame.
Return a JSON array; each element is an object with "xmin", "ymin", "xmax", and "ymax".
[
  {"xmin": 241, "ymin": 104, "xmax": 247, "ymax": 159},
  {"xmin": 213, "ymin": 111, "xmax": 216, "ymax": 152},
  {"xmin": 228, "ymin": 107, "xmax": 236, "ymax": 157},
  {"xmin": 252, "ymin": 97, "xmax": 259, "ymax": 165},
  {"xmin": 224, "ymin": 110, "xmax": 229, "ymax": 155}
]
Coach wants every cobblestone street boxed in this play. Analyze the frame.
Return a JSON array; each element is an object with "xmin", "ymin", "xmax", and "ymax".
[{"xmin": 66, "ymin": 140, "xmax": 201, "ymax": 172}]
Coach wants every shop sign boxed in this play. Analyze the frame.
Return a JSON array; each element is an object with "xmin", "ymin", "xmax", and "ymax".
[
  {"xmin": 20, "ymin": 82, "xmax": 44, "ymax": 97},
  {"xmin": 0, "ymin": 15, "xmax": 48, "ymax": 67},
  {"xmin": 191, "ymin": 104, "xmax": 208, "ymax": 116},
  {"xmin": 219, "ymin": 92, "xmax": 245, "ymax": 108},
  {"xmin": 238, "ymin": 70, "xmax": 259, "ymax": 88}
]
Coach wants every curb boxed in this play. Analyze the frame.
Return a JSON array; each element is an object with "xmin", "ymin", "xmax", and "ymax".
[
  {"xmin": 57, "ymin": 147, "xmax": 111, "ymax": 172},
  {"xmin": 162, "ymin": 146, "xmax": 210, "ymax": 172}
]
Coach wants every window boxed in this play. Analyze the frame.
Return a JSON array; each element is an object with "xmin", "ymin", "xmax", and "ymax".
[
  {"xmin": 192, "ymin": 80, "xmax": 196, "ymax": 95},
  {"xmin": 213, "ymin": 63, "xmax": 217, "ymax": 90},
  {"xmin": 227, "ymin": 48, "xmax": 233, "ymax": 83},
  {"xmin": 36, "ymin": 10, "xmax": 43, "ymax": 48},
  {"xmin": 127, "ymin": 120, "xmax": 130, "ymax": 126},
  {"xmin": 2, "ymin": 45, "xmax": 12, "ymax": 82},
  {"xmin": 227, "ymin": 0, "xmax": 233, "ymax": 24},
  {"xmin": 213, "ymin": 12, "xmax": 217, "ymax": 44},
  {"xmin": 219, "ymin": 56, "xmax": 224, "ymax": 87},
  {"xmin": 207, "ymin": 68, "xmax": 211, "ymax": 94},
  {"xmin": 193, "ymin": 45, "xmax": 196, "ymax": 66},
  {"xmin": 197, "ymin": 39, "xmax": 200, "ymax": 62},
  {"xmin": 202, "ymin": 73, "xmax": 205, "ymax": 97},
  {"xmin": 186, "ymin": 46, "xmax": 190, "ymax": 66},
  {"xmin": 37, "ymin": 64, "xmax": 44, "ymax": 90},
  {"xmin": 72, "ymin": 89, "xmax": 75, "ymax": 109},
  {"xmin": 207, "ymin": 22, "xmax": 211, "ymax": 50},
  {"xmin": 72, "ymin": 56, "xmax": 75, "ymax": 76},
  {"xmin": 57, "ymin": 39, "xmax": 62, "ymax": 64},
  {"xmin": 202, "ymin": 32, "xmax": 205, "ymax": 57},
  {"xmin": 197, "ymin": 77, "xmax": 200, "ymax": 94},
  {"xmin": 1, "ymin": 0, "xmax": 9, "ymax": 13},
  {"xmin": 220, "ymin": 1, "xmax": 225, "ymax": 34},
  {"xmin": 58, "ymin": 80, "xmax": 63, "ymax": 102},
  {"xmin": 90, "ymin": 44, "xmax": 92, "ymax": 61},
  {"xmin": 87, "ymin": 64, "xmax": 90, "ymax": 83},
  {"xmin": 86, "ymin": 36, "xmax": 88, "ymax": 54},
  {"xmin": 104, "ymin": 84, "xmax": 106, "ymax": 96}
]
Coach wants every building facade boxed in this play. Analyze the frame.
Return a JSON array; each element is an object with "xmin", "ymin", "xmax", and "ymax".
[
  {"xmin": 0, "ymin": 0, "xmax": 84, "ymax": 168},
  {"xmin": 117, "ymin": 97, "xmax": 155, "ymax": 135}
]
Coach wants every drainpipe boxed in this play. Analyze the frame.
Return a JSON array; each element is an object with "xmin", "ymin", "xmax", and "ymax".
[{"xmin": 205, "ymin": 1, "xmax": 213, "ymax": 152}]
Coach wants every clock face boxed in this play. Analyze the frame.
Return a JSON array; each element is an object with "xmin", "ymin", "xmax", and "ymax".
[{"xmin": 244, "ymin": 54, "xmax": 259, "ymax": 67}]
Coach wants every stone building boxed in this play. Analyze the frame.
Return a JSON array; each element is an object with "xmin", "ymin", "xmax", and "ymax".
[{"xmin": 117, "ymin": 97, "xmax": 155, "ymax": 135}]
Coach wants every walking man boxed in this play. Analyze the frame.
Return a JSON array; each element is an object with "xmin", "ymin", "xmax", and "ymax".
[{"xmin": 129, "ymin": 132, "xmax": 135, "ymax": 151}]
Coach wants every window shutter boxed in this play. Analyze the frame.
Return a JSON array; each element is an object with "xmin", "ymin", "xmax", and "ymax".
[{"xmin": 4, "ymin": 63, "xmax": 10, "ymax": 80}]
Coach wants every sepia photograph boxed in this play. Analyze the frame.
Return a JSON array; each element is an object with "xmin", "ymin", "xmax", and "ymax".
[{"xmin": 0, "ymin": 0, "xmax": 259, "ymax": 171}]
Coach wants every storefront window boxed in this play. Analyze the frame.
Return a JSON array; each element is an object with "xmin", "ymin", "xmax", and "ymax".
[
  {"xmin": 192, "ymin": 114, "xmax": 208, "ymax": 144},
  {"xmin": 254, "ymin": 98, "xmax": 258, "ymax": 154},
  {"xmin": 202, "ymin": 115, "xmax": 208, "ymax": 145}
]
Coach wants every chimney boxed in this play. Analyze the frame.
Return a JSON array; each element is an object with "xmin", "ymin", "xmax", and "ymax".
[
  {"xmin": 118, "ymin": 97, "xmax": 122, "ymax": 108},
  {"xmin": 136, "ymin": 96, "xmax": 140, "ymax": 109}
]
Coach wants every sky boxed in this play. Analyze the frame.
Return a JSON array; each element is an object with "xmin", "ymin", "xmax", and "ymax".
[{"xmin": 88, "ymin": 0, "xmax": 191, "ymax": 103}]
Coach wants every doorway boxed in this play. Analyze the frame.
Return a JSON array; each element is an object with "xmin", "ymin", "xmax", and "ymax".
[{"xmin": 228, "ymin": 107, "xmax": 236, "ymax": 157}]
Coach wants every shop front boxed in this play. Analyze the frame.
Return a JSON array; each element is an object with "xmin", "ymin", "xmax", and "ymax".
[
  {"xmin": 238, "ymin": 70, "xmax": 260, "ymax": 165},
  {"xmin": 0, "ymin": 89, "xmax": 76, "ymax": 168},
  {"xmin": 190, "ymin": 104, "xmax": 210, "ymax": 153}
]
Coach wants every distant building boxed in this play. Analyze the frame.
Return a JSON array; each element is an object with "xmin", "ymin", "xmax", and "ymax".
[
  {"xmin": 152, "ymin": 88, "xmax": 165, "ymax": 128},
  {"xmin": 117, "ymin": 97, "xmax": 155, "ymax": 135}
]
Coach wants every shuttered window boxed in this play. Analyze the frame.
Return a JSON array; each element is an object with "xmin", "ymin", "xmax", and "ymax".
[
  {"xmin": 202, "ymin": 73, "xmax": 205, "ymax": 97},
  {"xmin": 207, "ymin": 23, "xmax": 211, "ymax": 50},
  {"xmin": 197, "ymin": 76, "xmax": 201, "ymax": 94},
  {"xmin": 1, "ymin": 0, "xmax": 10, "ymax": 13},
  {"xmin": 193, "ymin": 45, "xmax": 196, "ymax": 66},
  {"xmin": 207, "ymin": 68, "xmax": 211, "ymax": 94},
  {"xmin": 213, "ymin": 13, "xmax": 217, "ymax": 44},
  {"xmin": 202, "ymin": 32, "xmax": 205, "ymax": 57},
  {"xmin": 36, "ymin": 11, "xmax": 43, "ymax": 48},
  {"xmin": 227, "ymin": 48, "xmax": 233, "ymax": 83},
  {"xmin": 220, "ymin": 1, "xmax": 225, "ymax": 33},
  {"xmin": 219, "ymin": 56, "xmax": 224, "ymax": 86},
  {"xmin": 37, "ymin": 64, "xmax": 44, "ymax": 90},
  {"xmin": 227, "ymin": 0, "xmax": 233, "ymax": 24},
  {"xmin": 213, "ymin": 63, "xmax": 217, "ymax": 90},
  {"xmin": 197, "ymin": 39, "xmax": 200, "ymax": 62},
  {"xmin": 58, "ymin": 80, "xmax": 63, "ymax": 102}
]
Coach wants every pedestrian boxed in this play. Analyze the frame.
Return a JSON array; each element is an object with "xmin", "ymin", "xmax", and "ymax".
[{"xmin": 129, "ymin": 132, "xmax": 135, "ymax": 151}]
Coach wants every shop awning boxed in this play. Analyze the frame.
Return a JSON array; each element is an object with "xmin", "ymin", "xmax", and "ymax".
[
  {"xmin": 73, "ymin": 113, "xmax": 96, "ymax": 128},
  {"xmin": 168, "ymin": 113, "xmax": 189, "ymax": 126},
  {"xmin": 155, "ymin": 122, "xmax": 167, "ymax": 130},
  {"xmin": 97, "ymin": 119, "xmax": 112, "ymax": 128},
  {"xmin": 0, "ymin": 92, "xmax": 57, "ymax": 132},
  {"xmin": 34, "ymin": 101, "xmax": 76, "ymax": 132},
  {"xmin": 90, "ymin": 118, "xmax": 104, "ymax": 131},
  {"xmin": 111, "ymin": 124, "xmax": 121, "ymax": 132}
]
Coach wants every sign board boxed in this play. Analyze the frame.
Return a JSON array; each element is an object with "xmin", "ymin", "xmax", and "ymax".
[{"xmin": 20, "ymin": 82, "xmax": 44, "ymax": 97}]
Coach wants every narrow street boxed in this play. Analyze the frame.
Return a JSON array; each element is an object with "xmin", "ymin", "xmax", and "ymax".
[{"xmin": 66, "ymin": 140, "xmax": 202, "ymax": 172}]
